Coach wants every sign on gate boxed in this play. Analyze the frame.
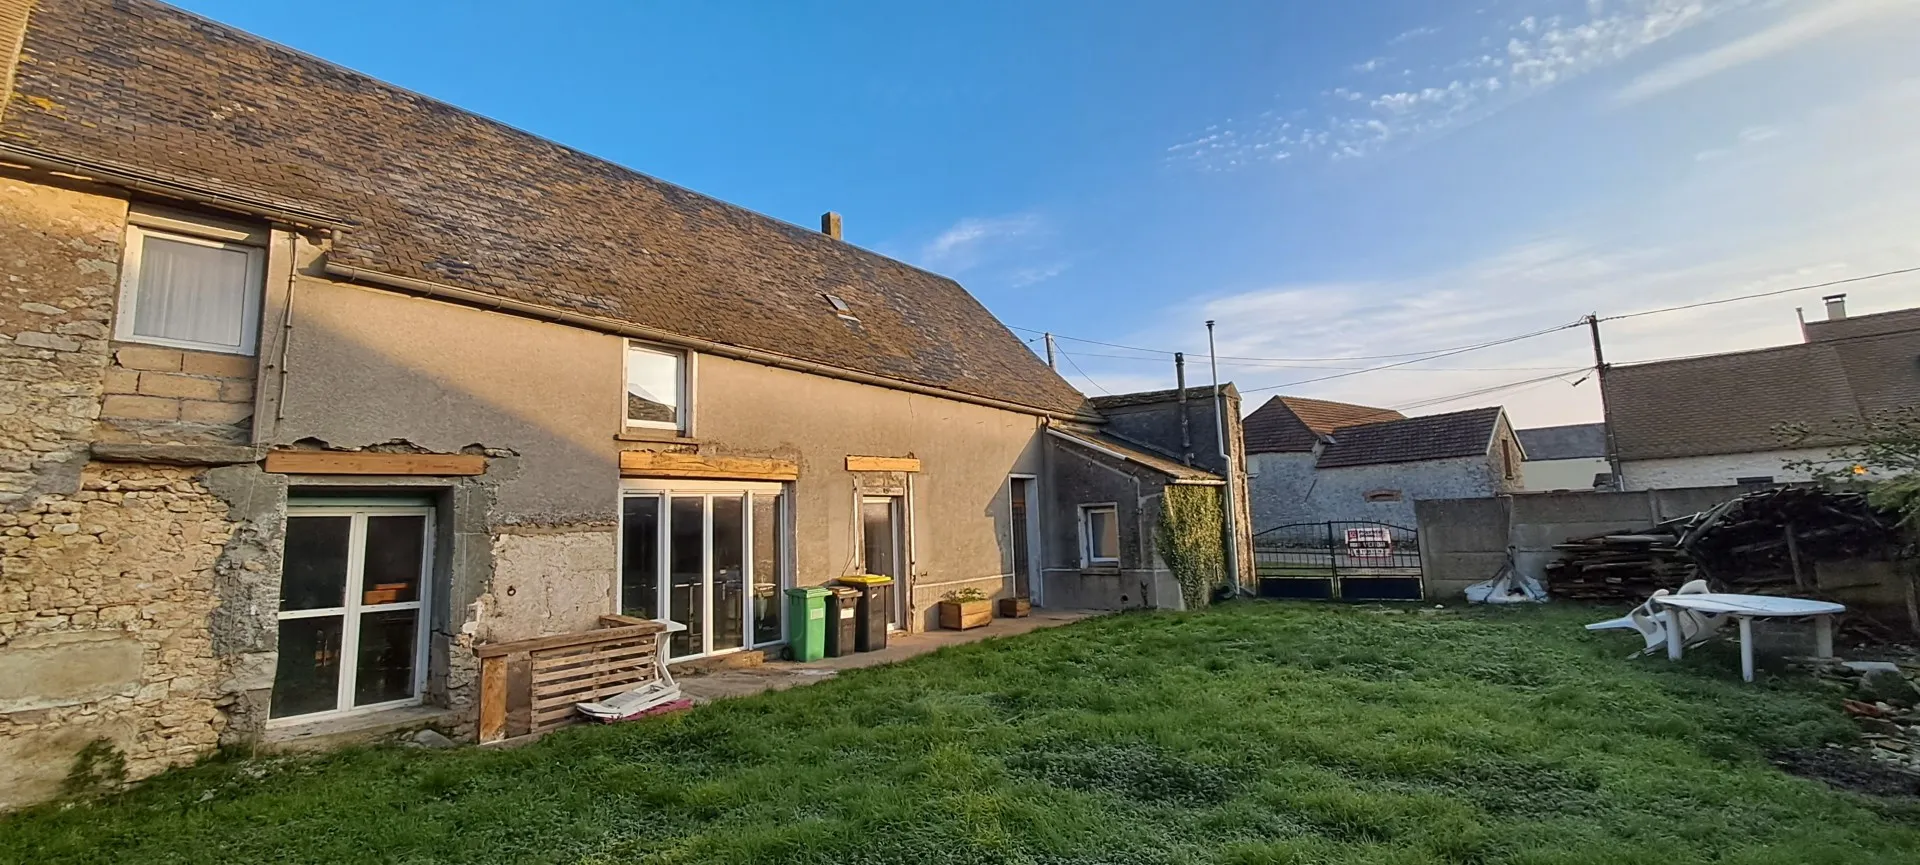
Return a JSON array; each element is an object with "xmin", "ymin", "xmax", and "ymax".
[{"xmin": 1344, "ymin": 526, "xmax": 1394, "ymax": 559}]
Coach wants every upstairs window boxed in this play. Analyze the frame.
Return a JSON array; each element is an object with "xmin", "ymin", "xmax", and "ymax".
[
  {"xmin": 116, "ymin": 223, "xmax": 266, "ymax": 355},
  {"xmin": 626, "ymin": 341, "xmax": 688, "ymax": 432}
]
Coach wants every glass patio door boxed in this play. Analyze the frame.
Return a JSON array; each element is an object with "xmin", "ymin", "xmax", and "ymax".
[
  {"xmin": 621, "ymin": 481, "xmax": 785, "ymax": 660},
  {"xmin": 272, "ymin": 505, "xmax": 433, "ymax": 722}
]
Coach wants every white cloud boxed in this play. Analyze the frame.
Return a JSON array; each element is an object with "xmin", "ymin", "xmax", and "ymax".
[
  {"xmin": 1167, "ymin": 0, "xmax": 1750, "ymax": 169},
  {"xmin": 1388, "ymin": 25, "xmax": 1441, "ymax": 45},
  {"xmin": 1123, "ymin": 77, "xmax": 1920, "ymax": 424},
  {"xmin": 1614, "ymin": 0, "xmax": 1920, "ymax": 104},
  {"xmin": 918, "ymin": 213, "xmax": 1043, "ymax": 273}
]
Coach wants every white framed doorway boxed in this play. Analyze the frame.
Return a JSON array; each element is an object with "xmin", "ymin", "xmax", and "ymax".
[
  {"xmin": 1008, "ymin": 475, "xmax": 1040, "ymax": 606},
  {"xmin": 859, "ymin": 494, "xmax": 907, "ymax": 630},
  {"xmin": 620, "ymin": 479, "xmax": 788, "ymax": 661},
  {"xmin": 271, "ymin": 503, "xmax": 434, "ymax": 724}
]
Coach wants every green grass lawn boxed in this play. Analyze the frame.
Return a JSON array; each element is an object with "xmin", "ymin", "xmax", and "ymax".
[{"xmin": 3, "ymin": 603, "xmax": 1917, "ymax": 864}]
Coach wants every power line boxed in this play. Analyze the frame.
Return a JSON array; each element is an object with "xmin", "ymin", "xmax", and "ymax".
[
  {"xmin": 1239, "ymin": 320, "xmax": 1586, "ymax": 395},
  {"xmin": 1387, "ymin": 368, "xmax": 1591, "ymax": 412},
  {"xmin": 1600, "ymin": 266, "xmax": 1920, "ymax": 322},
  {"xmin": 1059, "ymin": 348, "xmax": 1574, "ymax": 372},
  {"xmin": 1056, "ymin": 347, "xmax": 1110, "ymax": 395},
  {"xmin": 1011, "ymin": 263, "xmax": 1920, "ymax": 368},
  {"xmin": 1007, "ymin": 324, "xmax": 1585, "ymax": 364}
]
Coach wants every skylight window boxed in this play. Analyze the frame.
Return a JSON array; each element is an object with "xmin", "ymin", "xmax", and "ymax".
[{"xmin": 822, "ymin": 293, "xmax": 860, "ymax": 325}]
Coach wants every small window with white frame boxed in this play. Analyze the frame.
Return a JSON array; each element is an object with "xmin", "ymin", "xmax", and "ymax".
[
  {"xmin": 1079, "ymin": 503, "xmax": 1119, "ymax": 567},
  {"xmin": 625, "ymin": 341, "xmax": 689, "ymax": 432},
  {"xmin": 116, "ymin": 213, "xmax": 267, "ymax": 356}
]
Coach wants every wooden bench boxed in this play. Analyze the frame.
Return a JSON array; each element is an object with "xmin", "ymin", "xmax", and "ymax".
[{"xmin": 475, "ymin": 615, "xmax": 668, "ymax": 744}]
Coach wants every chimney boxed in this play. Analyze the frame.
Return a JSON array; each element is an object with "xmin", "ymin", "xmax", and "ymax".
[
  {"xmin": 1823, "ymin": 293, "xmax": 1847, "ymax": 321},
  {"xmin": 820, "ymin": 211, "xmax": 843, "ymax": 240}
]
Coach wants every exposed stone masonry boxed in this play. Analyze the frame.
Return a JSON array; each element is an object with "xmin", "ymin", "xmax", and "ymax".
[
  {"xmin": 0, "ymin": 177, "xmax": 123, "ymax": 507},
  {"xmin": 0, "ymin": 464, "xmax": 232, "ymax": 808}
]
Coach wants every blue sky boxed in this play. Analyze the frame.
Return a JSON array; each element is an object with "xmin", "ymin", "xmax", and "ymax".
[{"xmin": 174, "ymin": 0, "xmax": 1920, "ymax": 426}]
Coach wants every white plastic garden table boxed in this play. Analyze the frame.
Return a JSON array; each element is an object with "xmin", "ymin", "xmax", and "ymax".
[{"xmin": 1650, "ymin": 593, "xmax": 1844, "ymax": 683}]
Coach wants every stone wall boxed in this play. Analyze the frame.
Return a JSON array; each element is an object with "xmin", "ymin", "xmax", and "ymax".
[
  {"xmin": 0, "ymin": 464, "xmax": 234, "ymax": 809},
  {"xmin": 0, "ymin": 177, "xmax": 122, "ymax": 507},
  {"xmin": 0, "ymin": 177, "xmax": 283, "ymax": 808}
]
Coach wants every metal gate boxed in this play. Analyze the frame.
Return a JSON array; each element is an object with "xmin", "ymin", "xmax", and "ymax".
[{"xmin": 1252, "ymin": 521, "xmax": 1424, "ymax": 601}]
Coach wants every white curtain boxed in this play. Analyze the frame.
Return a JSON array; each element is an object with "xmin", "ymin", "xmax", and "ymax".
[{"xmin": 133, "ymin": 235, "xmax": 250, "ymax": 349}]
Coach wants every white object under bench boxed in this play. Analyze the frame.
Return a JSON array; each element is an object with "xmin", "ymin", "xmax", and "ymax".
[{"xmin": 1650, "ymin": 593, "xmax": 1845, "ymax": 683}]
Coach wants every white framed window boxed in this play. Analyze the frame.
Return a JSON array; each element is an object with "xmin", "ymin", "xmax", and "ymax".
[
  {"xmin": 116, "ymin": 224, "xmax": 266, "ymax": 355},
  {"xmin": 270, "ymin": 505, "xmax": 433, "ymax": 724},
  {"xmin": 1078, "ymin": 503, "xmax": 1119, "ymax": 567},
  {"xmin": 625, "ymin": 341, "xmax": 690, "ymax": 432}
]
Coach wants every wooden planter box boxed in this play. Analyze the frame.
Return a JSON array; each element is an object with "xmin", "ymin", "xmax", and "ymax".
[
  {"xmin": 938, "ymin": 599, "xmax": 992, "ymax": 630},
  {"xmin": 998, "ymin": 597, "xmax": 1031, "ymax": 618}
]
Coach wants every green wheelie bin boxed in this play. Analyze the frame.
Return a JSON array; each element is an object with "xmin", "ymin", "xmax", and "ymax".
[{"xmin": 784, "ymin": 586, "xmax": 830, "ymax": 661}]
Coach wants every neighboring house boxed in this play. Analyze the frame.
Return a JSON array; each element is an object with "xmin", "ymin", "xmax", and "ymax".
[
  {"xmin": 1515, "ymin": 422, "xmax": 1610, "ymax": 492},
  {"xmin": 1604, "ymin": 295, "xmax": 1920, "ymax": 490},
  {"xmin": 0, "ymin": 1, "xmax": 1241, "ymax": 807},
  {"xmin": 1244, "ymin": 397, "xmax": 1524, "ymax": 530}
]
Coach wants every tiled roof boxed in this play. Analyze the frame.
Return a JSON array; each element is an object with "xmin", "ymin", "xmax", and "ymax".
[
  {"xmin": 1089, "ymin": 386, "xmax": 1221, "ymax": 411},
  {"xmin": 1515, "ymin": 422, "xmax": 1607, "ymax": 460},
  {"xmin": 1046, "ymin": 427, "xmax": 1224, "ymax": 484},
  {"xmin": 1315, "ymin": 406, "xmax": 1504, "ymax": 469},
  {"xmin": 1605, "ymin": 327, "xmax": 1920, "ymax": 461},
  {"xmin": 1243, "ymin": 396, "xmax": 1403, "ymax": 454},
  {"xmin": 1804, "ymin": 307, "xmax": 1920, "ymax": 343},
  {"xmin": 3, "ymin": 0, "xmax": 1092, "ymax": 418}
]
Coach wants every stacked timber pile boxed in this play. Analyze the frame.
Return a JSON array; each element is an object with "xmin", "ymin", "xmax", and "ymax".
[
  {"xmin": 1545, "ymin": 531, "xmax": 1691, "ymax": 600},
  {"xmin": 1545, "ymin": 487, "xmax": 1899, "ymax": 602},
  {"xmin": 1683, "ymin": 487, "xmax": 1897, "ymax": 588}
]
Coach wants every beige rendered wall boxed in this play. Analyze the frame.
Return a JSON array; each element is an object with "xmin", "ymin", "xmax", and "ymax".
[{"xmin": 272, "ymin": 273, "xmax": 1048, "ymax": 637}]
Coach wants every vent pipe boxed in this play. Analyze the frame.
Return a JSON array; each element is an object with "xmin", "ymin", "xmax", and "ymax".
[
  {"xmin": 820, "ymin": 211, "xmax": 843, "ymax": 240},
  {"xmin": 1175, "ymin": 352, "xmax": 1193, "ymax": 466},
  {"xmin": 1823, "ymin": 293, "xmax": 1847, "ymax": 321}
]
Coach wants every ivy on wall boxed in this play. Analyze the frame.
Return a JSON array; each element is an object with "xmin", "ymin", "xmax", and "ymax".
[{"xmin": 1157, "ymin": 485, "xmax": 1225, "ymax": 609}]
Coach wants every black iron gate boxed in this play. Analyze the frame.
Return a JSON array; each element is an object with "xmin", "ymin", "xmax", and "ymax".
[{"xmin": 1252, "ymin": 521, "xmax": 1423, "ymax": 601}]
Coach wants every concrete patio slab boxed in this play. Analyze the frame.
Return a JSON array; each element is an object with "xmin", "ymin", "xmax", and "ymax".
[{"xmin": 676, "ymin": 609, "xmax": 1100, "ymax": 703}]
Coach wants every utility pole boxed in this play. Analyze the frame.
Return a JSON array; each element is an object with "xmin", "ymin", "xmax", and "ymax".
[
  {"xmin": 1043, "ymin": 332, "xmax": 1056, "ymax": 370},
  {"xmin": 1206, "ymin": 321, "xmax": 1243, "ymax": 596},
  {"xmin": 1589, "ymin": 314, "xmax": 1624, "ymax": 491}
]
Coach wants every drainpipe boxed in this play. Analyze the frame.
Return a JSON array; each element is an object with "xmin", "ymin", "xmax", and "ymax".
[
  {"xmin": 1207, "ymin": 321, "xmax": 1242, "ymax": 595},
  {"xmin": 1175, "ymin": 352, "xmax": 1193, "ymax": 466}
]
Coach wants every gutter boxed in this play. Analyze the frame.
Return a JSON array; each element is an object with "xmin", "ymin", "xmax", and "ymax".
[
  {"xmin": 322, "ymin": 260, "xmax": 1103, "ymax": 424},
  {"xmin": 0, "ymin": 142, "xmax": 351, "ymax": 231}
]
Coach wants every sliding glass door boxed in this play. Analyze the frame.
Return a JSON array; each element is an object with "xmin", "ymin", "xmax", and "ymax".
[{"xmin": 620, "ymin": 481, "xmax": 787, "ymax": 659}]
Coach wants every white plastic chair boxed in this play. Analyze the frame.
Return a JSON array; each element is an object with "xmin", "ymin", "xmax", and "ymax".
[
  {"xmin": 1664, "ymin": 579, "xmax": 1733, "ymax": 647},
  {"xmin": 1586, "ymin": 588, "xmax": 1673, "ymax": 656}
]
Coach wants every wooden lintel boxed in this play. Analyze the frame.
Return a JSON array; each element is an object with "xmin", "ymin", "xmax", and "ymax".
[
  {"xmin": 845, "ymin": 455, "xmax": 921, "ymax": 473},
  {"xmin": 619, "ymin": 450, "xmax": 798, "ymax": 481},
  {"xmin": 263, "ymin": 450, "xmax": 487, "ymax": 476}
]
